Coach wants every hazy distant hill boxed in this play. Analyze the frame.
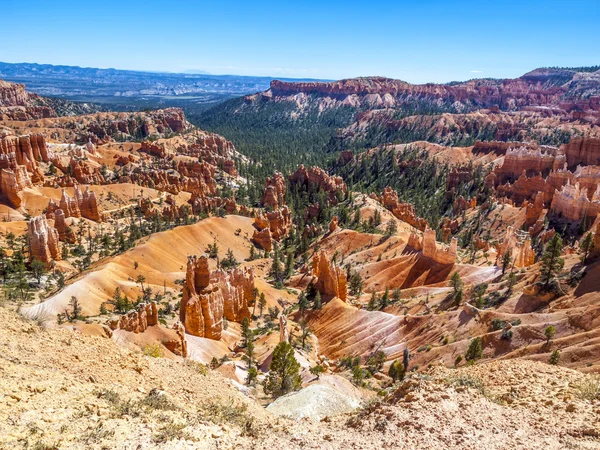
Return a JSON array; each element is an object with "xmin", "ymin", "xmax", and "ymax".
[{"xmin": 0, "ymin": 61, "xmax": 325, "ymax": 111}]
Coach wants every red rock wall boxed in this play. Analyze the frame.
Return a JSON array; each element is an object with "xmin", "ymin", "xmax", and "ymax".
[{"xmin": 27, "ymin": 215, "xmax": 61, "ymax": 265}]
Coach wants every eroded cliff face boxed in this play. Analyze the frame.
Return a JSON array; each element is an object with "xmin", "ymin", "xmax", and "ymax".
[
  {"xmin": 289, "ymin": 165, "xmax": 347, "ymax": 204},
  {"xmin": 46, "ymin": 186, "xmax": 102, "ymax": 222},
  {"xmin": 312, "ymin": 251, "xmax": 347, "ymax": 301},
  {"xmin": 0, "ymin": 79, "xmax": 56, "ymax": 120},
  {"xmin": 261, "ymin": 172, "xmax": 286, "ymax": 209},
  {"xmin": 407, "ymin": 227, "xmax": 457, "ymax": 266},
  {"xmin": 27, "ymin": 215, "xmax": 61, "ymax": 266},
  {"xmin": 496, "ymin": 227, "xmax": 535, "ymax": 268},
  {"xmin": 563, "ymin": 137, "xmax": 600, "ymax": 168},
  {"xmin": 107, "ymin": 302, "xmax": 187, "ymax": 357},
  {"xmin": 180, "ymin": 255, "xmax": 254, "ymax": 340},
  {"xmin": 269, "ymin": 70, "xmax": 600, "ymax": 113},
  {"xmin": 380, "ymin": 187, "xmax": 429, "ymax": 231},
  {"xmin": 0, "ymin": 134, "xmax": 50, "ymax": 207}
]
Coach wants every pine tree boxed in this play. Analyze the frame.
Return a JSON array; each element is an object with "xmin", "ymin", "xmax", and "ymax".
[
  {"xmin": 313, "ymin": 291, "xmax": 322, "ymax": 310},
  {"xmin": 240, "ymin": 317, "xmax": 251, "ymax": 348},
  {"xmin": 258, "ymin": 293, "xmax": 267, "ymax": 317},
  {"xmin": 580, "ymin": 232, "xmax": 594, "ymax": 263},
  {"xmin": 379, "ymin": 286, "xmax": 389, "ymax": 310},
  {"xmin": 450, "ymin": 271, "xmax": 464, "ymax": 305},
  {"xmin": 501, "ymin": 249, "xmax": 512, "ymax": 275},
  {"xmin": 385, "ymin": 218, "xmax": 398, "ymax": 236},
  {"xmin": 540, "ymin": 234, "xmax": 564, "ymax": 288},
  {"xmin": 367, "ymin": 291, "xmax": 378, "ymax": 311},
  {"xmin": 298, "ymin": 291, "xmax": 309, "ymax": 316},
  {"xmin": 264, "ymin": 341, "xmax": 302, "ymax": 397}
]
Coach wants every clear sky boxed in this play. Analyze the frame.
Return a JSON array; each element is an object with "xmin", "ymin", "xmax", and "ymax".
[{"xmin": 2, "ymin": 0, "xmax": 599, "ymax": 83}]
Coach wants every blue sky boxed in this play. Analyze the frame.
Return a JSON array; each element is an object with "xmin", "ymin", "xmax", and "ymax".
[{"xmin": 2, "ymin": 0, "xmax": 599, "ymax": 83}]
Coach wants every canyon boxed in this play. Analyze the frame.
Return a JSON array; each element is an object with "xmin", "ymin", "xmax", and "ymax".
[{"xmin": 2, "ymin": 67, "xmax": 600, "ymax": 450}]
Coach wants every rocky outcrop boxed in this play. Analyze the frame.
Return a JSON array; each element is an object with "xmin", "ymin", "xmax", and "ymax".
[
  {"xmin": 108, "ymin": 302, "xmax": 187, "ymax": 357},
  {"xmin": 261, "ymin": 172, "xmax": 286, "ymax": 209},
  {"xmin": 329, "ymin": 216, "xmax": 339, "ymax": 233},
  {"xmin": 27, "ymin": 215, "xmax": 61, "ymax": 266},
  {"xmin": 524, "ymin": 192, "xmax": 545, "ymax": 227},
  {"xmin": 214, "ymin": 267, "xmax": 254, "ymax": 322},
  {"xmin": 563, "ymin": 137, "xmax": 600, "ymax": 168},
  {"xmin": 109, "ymin": 302, "xmax": 158, "ymax": 333},
  {"xmin": 494, "ymin": 146, "xmax": 564, "ymax": 183},
  {"xmin": 0, "ymin": 79, "xmax": 56, "ymax": 120},
  {"xmin": 497, "ymin": 227, "xmax": 535, "ymax": 268},
  {"xmin": 312, "ymin": 251, "xmax": 347, "ymax": 301},
  {"xmin": 289, "ymin": 165, "xmax": 347, "ymax": 204},
  {"xmin": 0, "ymin": 134, "xmax": 49, "ymax": 179},
  {"xmin": 180, "ymin": 255, "xmax": 255, "ymax": 340},
  {"xmin": 77, "ymin": 186, "xmax": 102, "ymax": 221},
  {"xmin": 408, "ymin": 227, "xmax": 457, "ymax": 265},
  {"xmin": 0, "ymin": 167, "xmax": 29, "ymax": 208},
  {"xmin": 46, "ymin": 186, "xmax": 102, "ymax": 221},
  {"xmin": 550, "ymin": 181, "xmax": 600, "ymax": 222},
  {"xmin": 252, "ymin": 228, "xmax": 272, "ymax": 252},
  {"xmin": 381, "ymin": 187, "xmax": 428, "ymax": 231},
  {"xmin": 53, "ymin": 209, "xmax": 76, "ymax": 243}
]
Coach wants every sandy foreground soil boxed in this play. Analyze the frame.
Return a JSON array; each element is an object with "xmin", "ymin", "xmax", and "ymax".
[{"xmin": 1, "ymin": 304, "xmax": 599, "ymax": 450}]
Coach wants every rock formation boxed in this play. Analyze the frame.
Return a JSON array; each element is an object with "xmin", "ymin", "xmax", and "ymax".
[
  {"xmin": 180, "ymin": 255, "xmax": 255, "ymax": 340},
  {"xmin": 407, "ymin": 227, "xmax": 457, "ymax": 265},
  {"xmin": 289, "ymin": 165, "xmax": 347, "ymax": 204},
  {"xmin": 494, "ymin": 146, "xmax": 564, "ymax": 183},
  {"xmin": 27, "ymin": 215, "xmax": 61, "ymax": 266},
  {"xmin": 46, "ymin": 186, "xmax": 102, "ymax": 221},
  {"xmin": 312, "ymin": 251, "xmax": 347, "ymax": 301},
  {"xmin": 550, "ymin": 181, "xmax": 600, "ymax": 222},
  {"xmin": 329, "ymin": 215, "xmax": 339, "ymax": 233},
  {"xmin": 563, "ymin": 137, "xmax": 600, "ymax": 168},
  {"xmin": 109, "ymin": 302, "xmax": 158, "ymax": 333},
  {"xmin": 380, "ymin": 187, "xmax": 428, "ymax": 231},
  {"xmin": 0, "ymin": 79, "xmax": 57, "ymax": 120},
  {"xmin": 108, "ymin": 302, "xmax": 187, "ymax": 357},
  {"xmin": 252, "ymin": 228, "xmax": 273, "ymax": 252},
  {"xmin": 261, "ymin": 172, "xmax": 286, "ymax": 209},
  {"xmin": 496, "ymin": 227, "xmax": 535, "ymax": 268}
]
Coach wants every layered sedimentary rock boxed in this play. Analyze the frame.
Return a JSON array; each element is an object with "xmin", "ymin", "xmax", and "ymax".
[
  {"xmin": 289, "ymin": 165, "xmax": 347, "ymax": 204},
  {"xmin": 312, "ymin": 251, "xmax": 347, "ymax": 301},
  {"xmin": 0, "ymin": 167, "xmax": 30, "ymax": 207},
  {"xmin": 525, "ymin": 192, "xmax": 545, "ymax": 227},
  {"xmin": 214, "ymin": 267, "xmax": 254, "ymax": 322},
  {"xmin": 563, "ymin": 137, "xmax": 600, "ymax": 168},
  {"xmin": 261, "ymin": 172, "xmax": 286, "ymax": 209},
  {"xmin": 252, "ymin": 228, "xmax": 273, "ymax": 252},
  {"xmin": 46, "ymin": 186, "xmax": 102, "ymax": 221},
  {"xmin": 108, "ymin": 302, "xmax": 187, "ymax": 357},
  {"xmin": 329, "ymin": 216, "xmax": 339, "ymax": 233},
  {"xmin": 27, "ymin": 215, "xmax": 61, "ymax": 265},
  {"xmin": 494, "ymin": 147, "xmax": 564, "ymax": 183},
  {"xmin": 472, "ymin": 140, "xmax": 538, "ymax": 156},
  {"xmin": 496, "ymin": 227, "xmax": 535, "ymax": 268},
  {"xmin": 407, "ymin": 227, "xmax": 457, "ymax": 265},
  {"xmin": 550, "ymin": 181, "xmax": 600, "ymax": 222},
  {"xmin": 180, "ymin": 255, "xmax": 255, "ymax": 340},
  {"xmin": 0, "ymin": 79, "xmax": 57, "ymax": 120},
  {"xmin": 380, "ymin": 187, "xmax": 428, "ymax": 231},
  {"xmin": 109, "ymin": 302, "xmax": 158, "ymax": 333},
  {"xmin": 269, "ymin": 69, "xmax": 600, "ymax": 113},
  {"xmin": 53, "ymin": 209, "xmax": 76, "ymax": 243}
]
